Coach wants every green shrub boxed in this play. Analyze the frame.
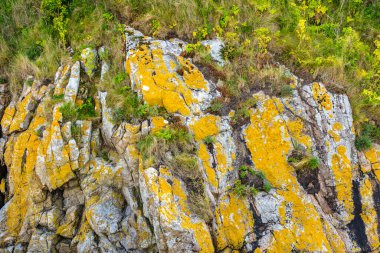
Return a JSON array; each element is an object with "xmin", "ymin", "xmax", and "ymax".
[
  {"xmin": 26, "ymin": 42, "xmax": 43, "ymax": 61},
  {"xmin": 59, "ymin": 97, "xmax": 97, "ymax": 123},
  {"xmin": 77, "ymin": 97, "xmax": 97, "ymax": 120},
  {"xmin": 355, "ymin": 135, "xmax": 372, "ymax": 151},
  {"xmin": 60, "ymin": 102, "xmax": 78, "ymax": 122}
]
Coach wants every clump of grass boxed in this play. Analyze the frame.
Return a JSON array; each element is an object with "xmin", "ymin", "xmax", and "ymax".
[
  {"xmin": 231, "ymin": 97, "xmax": 257, "ymax": 126},
  {"xmin": 355, "ymin": 122, "xmax": 380, "ymax": 151},
  {"xmin": 279, "ymin": 85, "xmax": 294, "ymax": 97},
  {"xmin": 60, "ymin": 102, "xmax": 78, "ymax": 122},
  {"xmin": 207, "ymin": 98, "xmax": 223, "ymax": 114},
  {"xmin": 138, "ymin": 124, "xmax": 212, "ymax": 220},
  {"xmin": 233, "ymin": 165, "xmax": 272, "ymax": 197},
  {"xmin": 288, "ymin": 153, "xmax": 320, "ymax": 171},
  {"xmin": 53, "ymin": 94, "xmax": 64, "ymax": 101},
  {"xmin": 59, "ymin": 97, "xmax": 97, "ymax": 123}
]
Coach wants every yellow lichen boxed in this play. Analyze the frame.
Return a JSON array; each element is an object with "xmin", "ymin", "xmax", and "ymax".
[
  {"xmin": 360, "ymin": 177, "xmax": 380, "ymax": 250},
  {"xmin": 312, "ymin": 83, "xmax": 333, "ymax": 111},
  {"xmin": 198, "ymin": 143, "xmax": 218, "ymax": 189},
  {"xmin": 125, "ymin": 44, "xmax": 208, "ymax": 116},
  {"xmin": 331, "ymin": 145, "xmax": 354, "ymax": 222},
  {"xmin": 215, "ymin": 193, "xmax": 254, "ymax": 250},
  {"xmin": 189, "ymin": 115, "xmax": 221, "ymax": 141},
  {"xmin": 243, "ymin": 97, "xmax": 336, "ymax": 252}
]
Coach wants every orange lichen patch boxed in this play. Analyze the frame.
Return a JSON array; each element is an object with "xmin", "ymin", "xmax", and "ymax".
[
  {"xmin": 151, "ymin": 117, "xmax": 167, "ymax": 133},
  {"xmin": 162, "ymin": 90, "xmax": 191, "ymax": 116},
  {"xmin": 5, "ymin": 130, "xmax": 42, "ymax": 237},
  {"xmin": 214, "ymin": 142, "xmax": 233, "ymax": 176},
  {"xmin": 1, "ymin": 102, "xmax": 16, "ymax": 132},
  {"xmin": 177, "ymin": 57, "xmax": 208, "ymax": 91},
  {"xmin": 364, "ymin": 146, "xmax": 380, "ymax": 176},
  {"xmin": 322, "ymin": 218, "xmax": 346, "ymax": 252},
  {"xmin": 8, "ymin": 93, "xmax": 33, "ymax": 133},
  {"xmin": 198, "ymin": 143, "xmax": 218, "ymax": 189},
  {"xmin": 331, "ymin": 145, "xmax": 354, "ymax": 222},
  {"xmin": 0, "ymin": 179, "xmax": 5, "ymax": 193},
  {"xmin": 143, "ymin": 167, "xmax": 214, "ymax": 252},
  {"xmin": 328, "ymin": 122, "xmax": 343, "ymax": 142},
  {"xmin": 360, "ymin": 177, "xmax": 380, "ymax": 250},
  {"xmin": 37, "ymin": 109, "xmax": 75, "ymax": 189},
  {"xmin": 215, "ymin": 193, "xmax": 254, "ymax": 250},
  {"xmin": 243, "ymin": 97, "xmax": 335, "ymax": 252},
  {"xmin": 312, "ymin": 82, "xmax": 333, "ymax": 111},
  {"xmin": 328, "ymin": 130, "xmax": 341, "ymax": 142},
  {"xmin": 287, "ymin": 118, "xmax": 312, "ymax": 148},
  {"xmin": 189, "ymin": 115, "xmax": 221, "ymax": 141},
  {"xmin": 126, "ymin": 44, "xmax": 207, "ymax": 116}
]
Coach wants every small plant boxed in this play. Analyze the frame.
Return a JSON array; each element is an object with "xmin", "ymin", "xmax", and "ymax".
[
  {"xmin": 231, "ymin": 97, "xmax": 257, "ymax": 126},
  {"xmin": 233, "ymin": 165, "xmax": 272, "ymax": 197},
  {"xmin": 263, "ymin": 182, "xmax": 272, "ymax": 193},
  {"xmin": 26, "ymin": 42, "xmax": 43, "ymax": 61},
  {"xmin": 77, "ymin": 97, "xmax": 97, "ymax": 120},
  {"xmin": 361, "ymin": 123, "xmax": 380, "ymax": 143},
  {"xmin": 53, "ymin": 94, "xmax": 64, "ymax": 101},
  {"xmin": 71, "ymin": 124, "xmax": 81, "ymax": 143},
  {"xmin": 355, "ymin": 122, "xmax": 380, "ymax": 151},
  {"xmin": 355, "ymin": 135, "xmax": 372, "ymax": 151},
  {"xmin": 207, "ymin": 97, "xmax": 224, "ymax": 114},
  {"xmin": 60, "ymin": 102, "xmax": 78, "ymax": 122},
  {"xmin": 233, "ymin": 180, "xmax": 247, "ymax": 197},
  {"xmin": 203, "ymin": 136, "xmax": 215, "ymax": 145},
  {"xmin": 221, "ymin": 43, "xmax": 239, "ymax": 61},
  {"xmin": 307, "ymin": 157, "xmax": 320, "ymax": 170},
  {"xmin": 279, "ymin": 85, "xmax": 294, "ymax": 97}
]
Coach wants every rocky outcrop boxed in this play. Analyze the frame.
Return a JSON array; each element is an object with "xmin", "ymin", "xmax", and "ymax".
[{"xmin": 0, "ymin": 27, "xmax": 379, "ymax": 253}]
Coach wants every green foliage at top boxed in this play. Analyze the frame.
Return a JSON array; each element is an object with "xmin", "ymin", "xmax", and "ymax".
[
  {"xmin": 355, "ymin": 122, "xmax": 380, "ymax": 151},
  {"xmin": 1, "ymin": 0, "xmax": 379, "ymax": 123}
]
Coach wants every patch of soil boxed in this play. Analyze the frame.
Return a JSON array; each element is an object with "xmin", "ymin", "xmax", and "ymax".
[{"xmin": 295, "ymin": 168, "xmax": 320, "ymax": 194}]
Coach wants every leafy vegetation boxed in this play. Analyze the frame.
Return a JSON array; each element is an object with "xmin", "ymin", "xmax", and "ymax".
[
  {"xmin": 355, "ymin": 122, "xmax": 380, "ymax": 151},
  {"xmin": 59, "ymin": 97, "xmax": 97, "ymax": 123},
  {"xmin": 233, "ymin": 165, "xmax": 272, "ymax": 197},
  {"xmin": 0, "ymin": 0, "xmax": 379, "ymax": 125}
]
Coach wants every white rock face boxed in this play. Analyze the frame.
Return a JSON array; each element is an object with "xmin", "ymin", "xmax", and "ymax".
[
  {"xmin": 64, "ymin": 61, "xmax": 81, "ymax": 102},
  {"xmin": 201, "ymin": 39, "xmax": 225, "ymax": 66}
]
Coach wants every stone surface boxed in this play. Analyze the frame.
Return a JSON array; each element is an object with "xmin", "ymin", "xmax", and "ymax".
[{"xmin": 0, "ymin": 27, "xmax": 378, "ymax": 253}]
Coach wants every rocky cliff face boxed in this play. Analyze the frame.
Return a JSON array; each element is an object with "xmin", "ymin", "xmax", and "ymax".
[{"xmin": 0, "ymin": 27, "xmax": 379, "ymax": 253}]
